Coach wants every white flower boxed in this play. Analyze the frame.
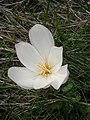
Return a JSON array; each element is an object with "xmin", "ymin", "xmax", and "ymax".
[{"xmin": 8, "ymin": 24, "xmax": 69, "ymax": 90}]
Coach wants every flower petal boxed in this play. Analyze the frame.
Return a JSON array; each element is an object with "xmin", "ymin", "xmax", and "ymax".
[
  {"xmin": 51, "ymin": 64, "xmax": 69, "ymax": 90},
  {"xmin": 33, "ymin": 75, "xmax": 54, "ymax": 89},
  {"xmin": 44, "ymin": 84, "xmax": 50, "ymax": 89},
  {"xmin": 48, "ymin": 46, "xmax": 63, "ymax": 73},
  {"xmin": 8, "ymin": 67, "xmax": 37, "ymax": 89},
  {"xmin": 29, "ymin": 24, "xmax": 54, "ymax": 59},
  {"xmin": 62, "ymin": 69, "xmax": 69, "ymax": 84},
  {"xmin": 15, "ymin": 42, "xmax": 43, "ymax": 72}
]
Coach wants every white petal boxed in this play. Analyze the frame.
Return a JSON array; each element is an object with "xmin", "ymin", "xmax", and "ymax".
[
  {"xmin": 15, "ymin": 42, "xmax": 43, "ymax": 72},
  {"xmin": 44, "ymin": 84, "xmax": 50, "ymax": 89},
  {"xmin": 29, "ymin": 24, "xmax": 54, "ymax": 59},
  {"xmin": 50, "ymin": 77, "xmax": 60, "ymax": 90},
  {"xmin": 33, "ymin": 75, "xmax": 54, "ymax": 89},
  {"xmin": 62, "ymin": 70, "xmax": 69, "ymax": 84},
  {"xmin": 51, "ymin": 65, "xmax": 69, "ymax": 90},
  {"xmin": 8, "ymin": 67, "xmax": 37, "ymax": 89},
  {"xmin": 48, "ymin": 46, "xmax": 63, "ymax": 73}
]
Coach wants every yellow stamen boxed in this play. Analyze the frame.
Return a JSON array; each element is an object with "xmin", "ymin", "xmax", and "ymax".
[{"xmin": 38, "ymin": 61, "xmax": 52, "ymax": 77}]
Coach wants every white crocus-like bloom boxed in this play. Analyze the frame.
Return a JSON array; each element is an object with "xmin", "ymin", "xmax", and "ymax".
[{"xmin": 8, "ymin": 24, "xmax": 69, "ymax": 90}]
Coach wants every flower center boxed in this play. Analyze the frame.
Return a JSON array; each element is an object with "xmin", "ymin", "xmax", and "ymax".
[{"xmin": 38, "ymin": 62, "xmax": 52, "ymax": 77}]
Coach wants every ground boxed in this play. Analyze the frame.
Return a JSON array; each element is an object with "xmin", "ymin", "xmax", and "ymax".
[{"xmin": 0, "ymin": 0, "xmax": 90, "ymax": 120}]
